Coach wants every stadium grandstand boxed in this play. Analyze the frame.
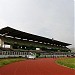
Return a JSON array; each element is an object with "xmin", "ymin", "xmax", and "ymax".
[{"xmin": 0, "ymin": 27, "xmax": 74, "ymax": 58}]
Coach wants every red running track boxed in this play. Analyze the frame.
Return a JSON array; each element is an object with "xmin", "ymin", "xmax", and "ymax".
[{"xmin": 0, "ymin": 58, "xmax": 75, "ymax": 75}]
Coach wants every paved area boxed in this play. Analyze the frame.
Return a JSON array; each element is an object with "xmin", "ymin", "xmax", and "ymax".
[{"xmin": 0, "ymin": 58, "xmax": 75, "ymax": 75}]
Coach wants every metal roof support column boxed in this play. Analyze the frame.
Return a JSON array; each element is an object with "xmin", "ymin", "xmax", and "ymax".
[{"xmin": 0, "ymin": 38, "xmax": 4, "ymax": 48}]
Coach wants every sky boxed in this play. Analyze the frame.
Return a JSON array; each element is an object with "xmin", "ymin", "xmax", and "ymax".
[{"xmin": 0, "ymin": 0, "xmax": 74, "ymax": 48}]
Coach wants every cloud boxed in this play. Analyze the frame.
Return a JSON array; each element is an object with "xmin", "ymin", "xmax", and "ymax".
[{"xmin": 0, "ymin": 0, "xmax": 74, "ymax": 48}]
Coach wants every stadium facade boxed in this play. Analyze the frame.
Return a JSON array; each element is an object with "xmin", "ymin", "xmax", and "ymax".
[{"xmin": 0, "ymin": 27, "xmax": 72, "ymax": 58}]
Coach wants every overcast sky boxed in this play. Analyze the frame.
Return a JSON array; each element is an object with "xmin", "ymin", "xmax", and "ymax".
[{"xmin": 0, "ymin": 0, "xmax": 74, "ymax": 48}]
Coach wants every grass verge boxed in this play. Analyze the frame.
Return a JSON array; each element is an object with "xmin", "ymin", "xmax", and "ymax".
[
  {"xmin": 56, "ymin": 58, "xmax": 75, "ymax": 69},
  {"xmin": 0, "ymin": 58, "xmax": 25, "ymax": 67}
]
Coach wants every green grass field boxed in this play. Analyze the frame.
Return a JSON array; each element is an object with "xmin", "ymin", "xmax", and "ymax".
[
  {"xmin": 0, "ymin": 58, "xmax": 25, "ymax": 67},
  {"xmin": 56, "ymin": 58, "xmax": 75, "ymax": 69}
]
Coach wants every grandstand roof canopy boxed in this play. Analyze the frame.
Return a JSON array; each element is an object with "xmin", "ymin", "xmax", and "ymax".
[{"xmin": 0, "ymin": 27, "xmax": 71, "ymax": 46}]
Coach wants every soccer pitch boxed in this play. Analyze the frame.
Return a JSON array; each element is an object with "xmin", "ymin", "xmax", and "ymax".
[{"xmin": 56, "ymin": 58, "xmax": 75, "ymax": 69}]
